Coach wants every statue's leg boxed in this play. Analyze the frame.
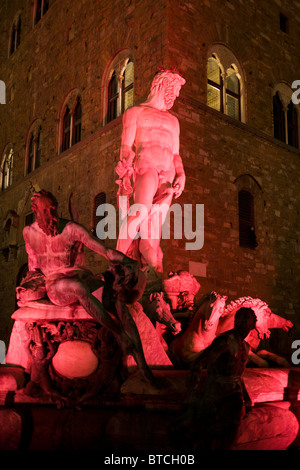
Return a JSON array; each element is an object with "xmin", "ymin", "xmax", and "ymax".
[
  {"xmin": 114, "ymin": 299, "xmax": 155, "ymax": 385},
  {"xmin": 257, "ymin": 349, "xmax": 290, "ymax": 367},
  {"xmin": 47, "ymin": 278, "xmax": 123, "ymax": 338},
  {"xmin": 117, "ymin": 168, "xmax": 158, "ymax": 256},
  {"xmin": 138, "ymin": 173, "xmax": 173, "ymax": 271},
  {"xmin": 248, "ymin": 350, "xmax": 268, "ymax": 367}
]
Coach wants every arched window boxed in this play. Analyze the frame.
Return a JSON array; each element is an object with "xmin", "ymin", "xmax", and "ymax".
[
  {"xmin": 1, "ymin": 146, "xmax": 13, "ymax": 191},
  {"xmin": 73, "ymin": 97, "xmax": 82, "ymax": 145},
  {"xmin": 273, "ymin": 92, "xmax": 286, "ymax": 142},
  {"xmin": 104, "ymin": 53, "xmax": 134, "ymax": 124},
  {"xmin": 287, "ymin": 101, "xmax": 299, "ymax": 148},
  {"xmin": 26, "ymin": 124, "xmax": 42, "ymax": 174},
  {"xmin": 33, "ymin": 0, "xmax": 49, "ymax": 25},
  {"xmin": 207, "ymin": 45, "xmax": 245, "ymax": 122},
  {"xmin": 272, "ymin": 84, "xmax": 299, "ymax": 149},
  {"xmin": 59, "ymin": 92, "xmax": 82, "ymax": 153},
  {"xmin": 28, "ymin": 134, "xmax": 34, "ymax": 174},
  {"xmin": 62, "ymin": 106, "xmax": 71, "ymax": 152},
  {"xmin": 122, "ymin": 59, "xmax": 134, "ymax": 113},
  {"xmin": 207, "ymin": 57, "xmax": 223, "ymax": 112},
  {"xmin": 36, "ymin": 129, "xmax": 42, "ymax": 168},
  {"xmin": 225, "ymin": 67, "xmax": 241, "ymax": 120},
  {"xmin": 238, "ymin": 190, "xmax": 257, "ymax": 248},
  {"xmin": 108, "ymin": 72, "xmax": 119, "ymax": 123},
  {"xmin": 9, "ymin": 14, "xmax": 21, "ymax": 56}
]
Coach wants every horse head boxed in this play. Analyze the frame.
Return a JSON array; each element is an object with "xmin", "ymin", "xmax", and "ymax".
[
  {"xmin": 203, "ymin": 292, "xmax": 228, "ymax": 331},
  {"xmin": 225, "ymin": 297, "xmax": 293, "ymax": 340},
  {"xmin": 149, "ymin": 292, "xmax": 181, "ymax": 334},
  {"xmin": 249, "ymin": 299, "xmax": 274, "ymax": 339}
]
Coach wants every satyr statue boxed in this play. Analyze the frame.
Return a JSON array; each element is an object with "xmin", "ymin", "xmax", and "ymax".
[
  {"xmin": 19, "ymin": 190, "xmax": 156, "ymax": 386},
  {"xmin": 116, "ymin": 69, "xmax": 186, "ymax": 273},
  {"xmin": 24, "ymin": 323, "xmax": 65, "ymax": 404}
]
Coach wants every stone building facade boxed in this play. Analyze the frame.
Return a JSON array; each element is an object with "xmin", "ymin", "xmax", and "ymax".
[{"xmin": 0, "ymin": 0, "xmax": 299, "ymax": 358}]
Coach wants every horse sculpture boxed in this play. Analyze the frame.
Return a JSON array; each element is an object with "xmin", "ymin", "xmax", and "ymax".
[
  {"xmin": 141, "ymin": 291, "xmax": 181, "ymax": 351},
  {"xmin": 168, "ymin": 291, "xmax": 228, "ymax": 366},
  {"xmin": 216, "ymin": 297, "xmax": 294, "ymax": 367}
]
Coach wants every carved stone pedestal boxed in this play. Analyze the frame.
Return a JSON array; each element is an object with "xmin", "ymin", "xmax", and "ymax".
[
  {"xmin": 6, "ymin": 300, "xmax": 123, "ymax": 403},
  {"xmin": 5, "ymin": 296, "xmax": 173, "ymax": 404}
]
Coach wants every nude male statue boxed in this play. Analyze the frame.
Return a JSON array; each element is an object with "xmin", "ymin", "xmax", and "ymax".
[
  {"xmin": 21, "ymin": 190, "xmax": 155, "ymax": 385},
  {"xmin": 116, "ymin": 70, "xmax": 186, "ymax": 273}
]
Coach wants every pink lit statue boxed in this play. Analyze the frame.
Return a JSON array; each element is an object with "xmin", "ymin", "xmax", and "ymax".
[
  {"xmin": 216, "ymin": 297, "xmax": 294, "ymax": 367},
  {"xmin": 19, "ymin": 190, "xmax": 156, "ymax": 386},
  {"xmin": 168, "ymin": 292, "xmax": 228, "ymax": 365},
  {"xmin": 116, "ymin": 70, "xmax": 186, "ymax": 273}
]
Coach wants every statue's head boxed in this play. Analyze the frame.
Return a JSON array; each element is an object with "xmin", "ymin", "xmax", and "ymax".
[
  {"xmin": 234, "ymin": 307, "xmax": 257, "ymax": 337},
  {"xmin": 149, "ymin": 69, "xmax": 186, "ymax": 110},
  {"xmin": 31, "ymin": 190, "xmax": 59, "ymax": 237}
]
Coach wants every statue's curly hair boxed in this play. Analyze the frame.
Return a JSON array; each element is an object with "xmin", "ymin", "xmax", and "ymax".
[
  {"xmin": 31, "ymin": 190, "xmax": 58, "ymax": 215},
  {"xmin": 149, "ymin": 69, "xmax": 186, "ymax": 96}
]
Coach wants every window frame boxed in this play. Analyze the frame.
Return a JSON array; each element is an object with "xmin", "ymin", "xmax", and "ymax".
[
  {"xmin": 287, "ymin": 101, "xmax": 299, "ymax": 149},
  {"xmin": 72, "ymin": 97, "xmax": 82, "ymax": 146},
  {"xmin": 103, "ymin": 51, "xmax": 134, "ymax": 125},
  {"xmin": 107, "ymin": 71, "xmax": 119, "ymax": 123},
  {"xmin": 61, "ymin": 106, "xmax": 71, "ymax": 152},
  {"xmin": 225, "ymin": 67, "xmax": 241, "ymax": 120},
  {"xmin": 1, "ymin": 145, "xmax": 14, "ymax": 191},
  {"xmin": 121, "ymin": 59, "xmax": 134, "ymax": 115},
  {"xmin": 273, "ymin": 92, "xmax": 286, "ymax": 143},
  {"xmin": 272, "ymin": 84, "xmax": 300, "ymax": 149},
  {"xmin": 58, "ymin": 91, "xmax": 82, "ymax": 154},
  {"xmin": 33, "ymin": 0, "xmax": 49, "ymax": 26},
  {"xmin": 206, "ymin": 45, "xmax": 245, "ymax": 122},
  {"xmin": 28, "ymin": 134, "xmax": 35, "ymax": 174},
  {"xmin": 25, "ymin": 121, "xmax": 42, "ymax": 175},
  {"xmin": 9, "ymin": 13, "xmax": 21, "ymax": 57},
  {"xmin": 207, "ymin": 56, "xmax": 224, "ymax": 113}
]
